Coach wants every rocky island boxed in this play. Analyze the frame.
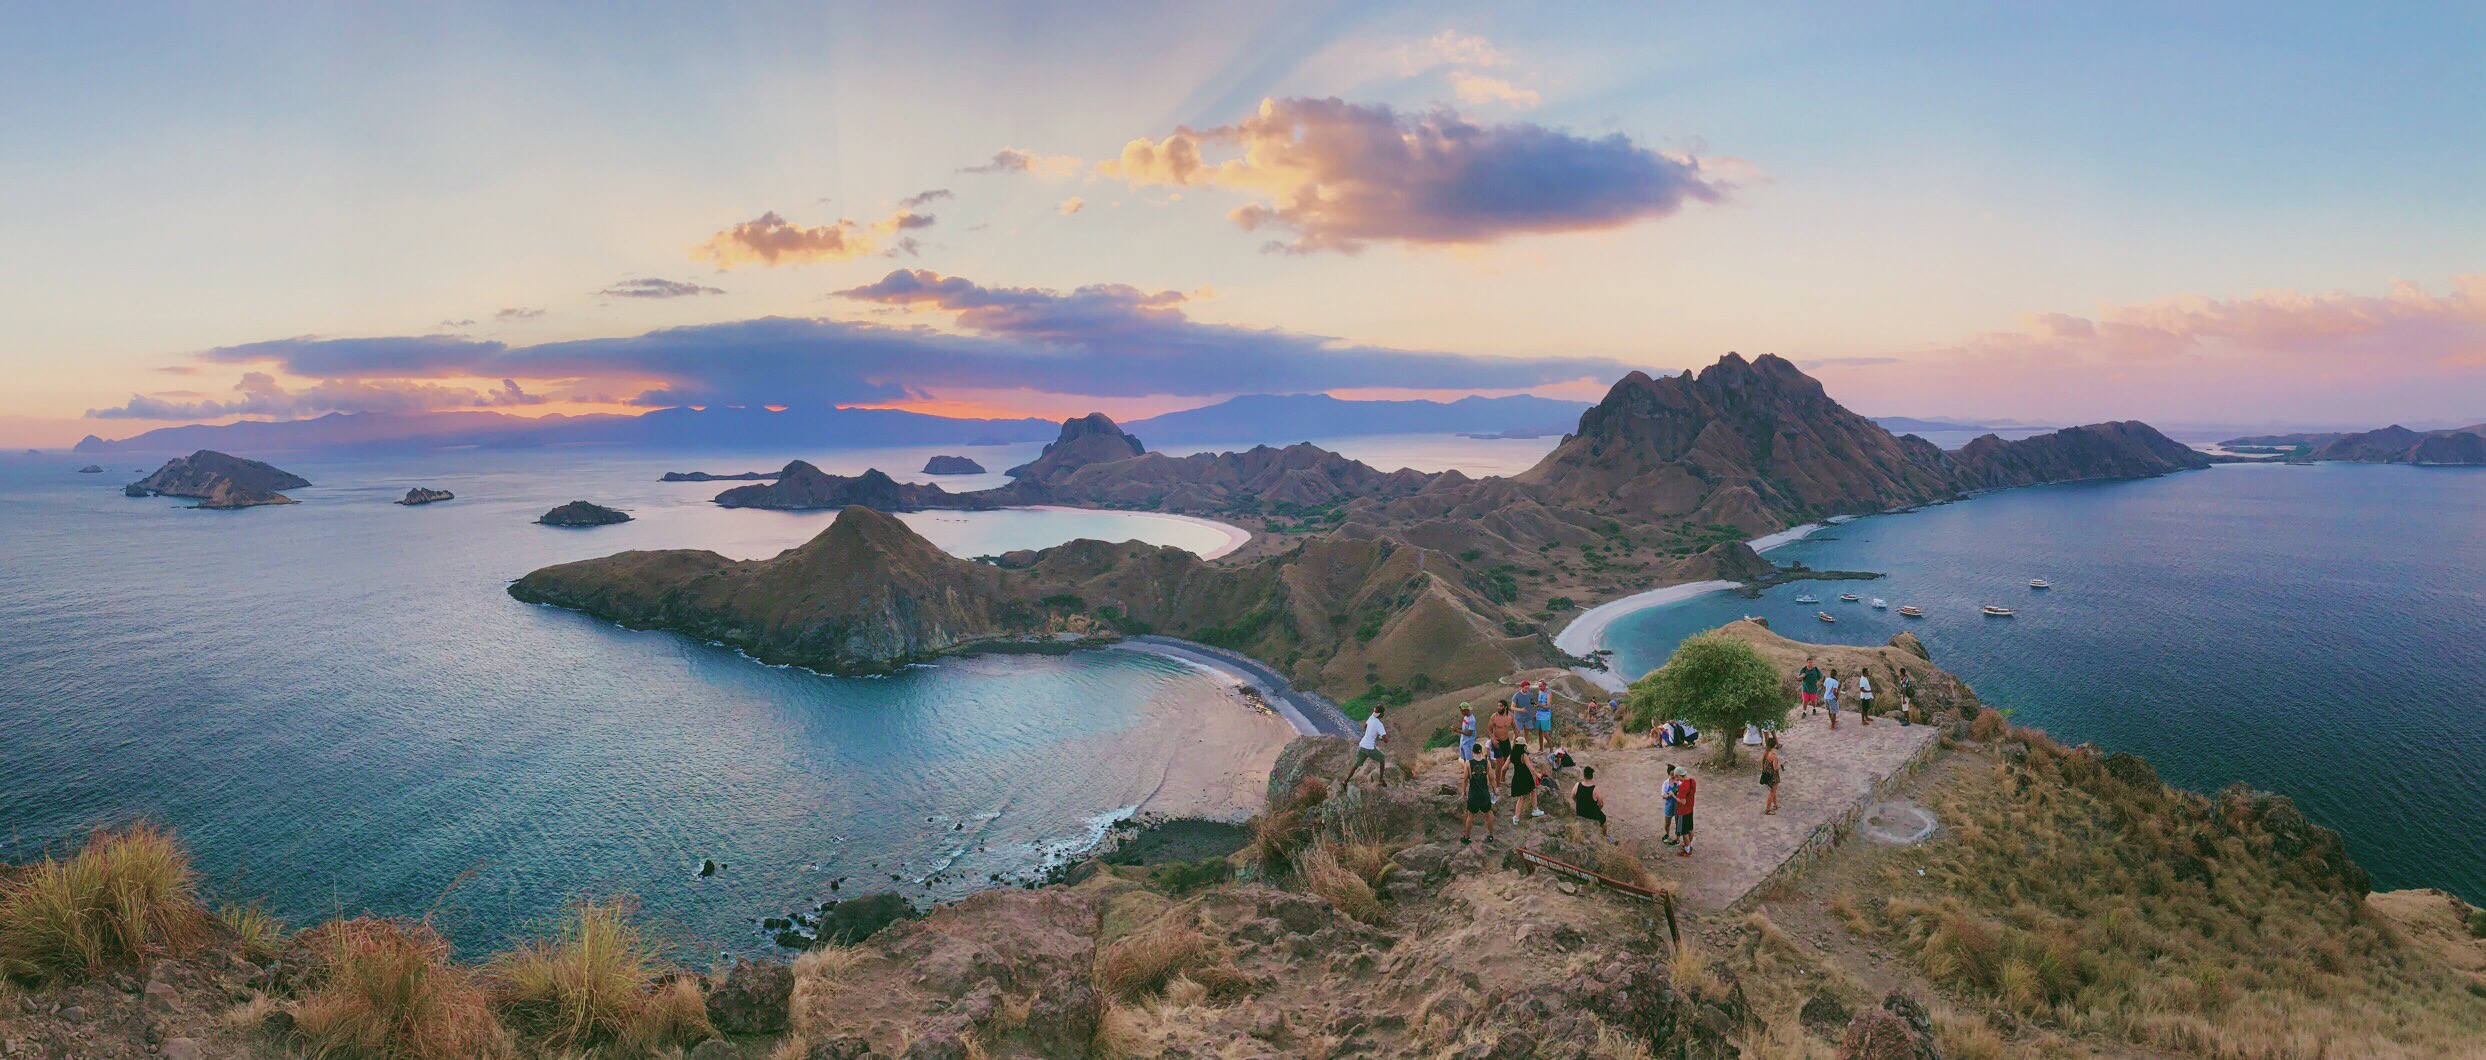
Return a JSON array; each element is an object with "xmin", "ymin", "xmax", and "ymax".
[
  {"xmin": 661, "ymin": 469, "xmax": 780, "ymax": 482},
  {"xmin": 712, "ymin": 462, "xmax": 991, "ymax": 511},
  {"xmin": 2221, "ymin": 423, "xmax": 2486, "ymax": 466},
  {"xmin": 124, "ymin": 449, "xmax": 309, "ymax": 509},
  {"xmin": 76, "ymin": 464, "xmax": 103, "ymax": 473},
  {"xmin": 922, "ymin": 454, "xmax": 987, "ymax": 475},
  {"xmin": 394, "ymin": 487, "xmax": 455, "ymax": 505},
  {"xmin": 536, "ymin": 500, "xmax": 631, "ymax": 526}
]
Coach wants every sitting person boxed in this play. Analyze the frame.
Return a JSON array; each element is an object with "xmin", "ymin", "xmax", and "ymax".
[{"xmin": 1662, "ymin": 719, "xmax": 1700, "ymax": 746}]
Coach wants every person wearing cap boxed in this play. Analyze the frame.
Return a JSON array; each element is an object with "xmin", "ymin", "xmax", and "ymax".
[{"xmin": 1456, "ymin": 702, "xmax": 1477, "ymax": 761}]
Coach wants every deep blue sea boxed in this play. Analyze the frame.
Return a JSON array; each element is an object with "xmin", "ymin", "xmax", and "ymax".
[
  {"xmin": 0, "ymin": 443, "xmax": 1291, "ymax": 958},
  {"xmin": 1605, "ymin": 463, "xmax": 2486, "ymax": 903}
]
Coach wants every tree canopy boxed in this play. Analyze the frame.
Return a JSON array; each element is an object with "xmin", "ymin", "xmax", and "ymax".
[{"xmin": 1626, "ymin": 632, "xmax": 1789, "ymax": 759}]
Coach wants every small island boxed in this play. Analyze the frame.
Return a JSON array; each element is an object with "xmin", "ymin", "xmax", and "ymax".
[
  {"xmin": 537, "ymin": 500, "xmax": 632, "ymax": 526},
  {"xmin": 921, "ymin": 455, "xmax": 987, "ymax": 475},
  {"xmin": 125, "ymin": 450, "xmax": 309, "ymax": 509},
  {"xmin": 395, "ymin": 487, "xmax": 455, "ymax": 506},
  {"xmin": 77, "ymin": 464, "xmax": 104, "ymax": 473},
  {"xmin": 660, "ymin": 470, "xmax": 779, "ymax": 482}
]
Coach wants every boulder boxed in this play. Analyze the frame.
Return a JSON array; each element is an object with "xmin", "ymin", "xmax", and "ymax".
[
  {"xmin": 1837, "ymin": 991, "xmax": 1938, "ymax": 1060},
  {"xmin": 705, "ymin": 958, "xmax": 794, "ymax": 1036}
]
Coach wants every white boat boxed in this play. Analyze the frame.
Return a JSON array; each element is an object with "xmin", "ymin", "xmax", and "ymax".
[
  {"xmin": 1838, "ymin": 593, "xmax": 1859, "ymax": 602},
  {"xmin": 1870, "ymin": 598, "xmax": 1887, "ymax": 609},
  {"xmin": 1897, "ymin": 605, "xmax": 1924, "ymax": 617},
  {"xmin": 2029, "ymin": 579, "xmax": 2051, "ymax": 589},
  {"xmin": 1793, "ymin": 594, "xmax": 1819, "ymax": 604},
  {"xmin": 1816, "ymin": 611, "xmax": 1837, "ymax": 623},
  {"xmin": 1982, "ymin": 606, "xmax": 2016, "ymax": 616}
]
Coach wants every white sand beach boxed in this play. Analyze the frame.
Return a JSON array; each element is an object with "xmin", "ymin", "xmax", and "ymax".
[
  {"xmin": 1023, "ymin": 505, "xmax": 1253, "ymax": 559},
  {"xmin": 1556, "ymin": 521, "xmax": 1832, "ymax": 691}
]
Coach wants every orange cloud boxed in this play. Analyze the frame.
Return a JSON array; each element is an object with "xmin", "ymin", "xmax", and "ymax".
[
  {"xmin": 691, "ymin": 209, "xmax": 935, "ymax": 268},
  {"xmin": 1098, "ymin": 97, "xmax": 1729, "ymax": 253}
]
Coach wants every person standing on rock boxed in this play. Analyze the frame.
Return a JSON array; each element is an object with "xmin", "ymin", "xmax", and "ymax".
[
  {"xmin": 1822, "ymin": 669, "xmax": 1842, "ymax": 731},
  {"xmin": 1457, "ymin": 703, "xmax": 1478, "ymax": 761},
  {"xmin": 1573, "ymin": 765, "xmax": 1609, "ymax": 840},
  {"xmin": 1759, "ymin": 733, "xmax": 1783, "ymax": 815},
  {"xmin": 1486, "ymin": 701, "xmax": 1518, "ymax": 792},
  {"xmin": 1343, "ymin": 705, "xmax": 1389, "ymax": 788},
  {"xmin": 1672, "ymin": 765, "xmax": 1698, "ymax": 857},
  {"xmin": 1857, "ymin": 670, "xmax": 1876, "ymax": 725},
  {"xmin": 1509, "ymin": 739, "xmax": 1545, "ymax": 823},
  {"xmin": 1799, "ymin": 658, "xmax": 1824, "ymax": 718},
  {"xmin": 1461, "ymin": 752, "xmax": 1496, "ymax": 844}
]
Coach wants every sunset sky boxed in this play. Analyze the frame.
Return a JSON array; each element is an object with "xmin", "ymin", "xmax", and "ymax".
[{"xmin": 4, "ymin": 2, "xmax": 2482, "ymax": 447}]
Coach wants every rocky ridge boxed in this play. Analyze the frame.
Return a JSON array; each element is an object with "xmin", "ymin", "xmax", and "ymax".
[{"xmin": 712, "ymin": 462, "xmax": 987, "ymax": 511}]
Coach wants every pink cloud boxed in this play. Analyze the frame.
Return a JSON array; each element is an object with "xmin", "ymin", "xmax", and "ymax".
[{"xmin": 1810, "ymin": 276, "xmax": 2486, "ymax": 426}]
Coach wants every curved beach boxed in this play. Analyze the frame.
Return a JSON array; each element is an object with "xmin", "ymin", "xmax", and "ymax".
[
  {"xmin": 1023, "ymin": 505, "xmax": 1253, "ymax": 559},
  {"xmin": 1556, "ymin": 521, "xmax": 1828, "ymax": 691}
]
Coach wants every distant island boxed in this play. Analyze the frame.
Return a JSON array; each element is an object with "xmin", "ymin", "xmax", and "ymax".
[
  {"xmin": 395, "ymin": 487, "xmax": 454, "ymax": 506},
  {"xmin": 2224, "ymin": 423, "xmax": 2486, "ymax": 466},
  {"xmin": 123, "ymin": 450, "xmax": 309, "ymax": 509},
  {"xmin": 713, "ymin": 463, "xmax": 990, "ymax": 511},
  {"xmin": 76, "ymin": 464, "xmax": 102, "ymax": 473},
  {"xmin": 921, "ymin": 455, "xmax": 986, "ymax": 475},
  {"xmin": 536, "ymin": 500, "xmax": 631, "ymax": 526},
  {"xmin": 660, "ymin": 470, "xmax": 780, "ymax": 482}
]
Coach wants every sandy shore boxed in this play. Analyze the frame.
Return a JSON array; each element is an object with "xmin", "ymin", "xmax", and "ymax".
[
  {"xmin": 1021, "ymin": 505, "xmax": 1253, "ymax": 559},
  {"xmin": 1557, "ymin": 521, "xmax": 1834, "ymax": 692},
  {"xmin": 1112, "ymin": 659, "xmax": 1297, "ymax": 822}
]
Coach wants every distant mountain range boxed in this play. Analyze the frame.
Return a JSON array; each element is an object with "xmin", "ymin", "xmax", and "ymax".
[
  {"xmin": 2222, "ymin": 423, "xmax": 2486, "ymax": 465},
  {"xmin": 1869, "ymin": 416, "xmax": 2038, "ymax": 434},
  {"xmin": 70, "ymin": 393, "xmax": 1597, "ymax": 455}
]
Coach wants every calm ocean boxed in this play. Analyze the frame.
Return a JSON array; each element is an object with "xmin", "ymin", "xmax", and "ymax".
[
  {"xmin": 1604, "ymin": 463, "xmax": 2486, "ymax": 903},
  {"xmin": 0, "ymin": 443, "xmax": 1264, "ymax": 957}
]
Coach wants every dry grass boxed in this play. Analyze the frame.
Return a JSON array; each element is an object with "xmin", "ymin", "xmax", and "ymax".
[
  {"xmin": 1667, "ymin": 937, "xmax": 1722, "ymax": 999},
  {"xmin": 219, "ymin": 901, "xmax": 289, "ymax": 963},
  {"xmin": 0, "ymin": 822, "xmax": 210, "ymax": 983},
  {"xmin": 218, "ymin": 991, "xmax": 284, "ymax": 1032},
  {"xmin": 1297, "ymin": 841, "xmax": 1385, "ymax": 925},
  {"xmin": 1247, "ymin": 777, "xmax": 1329, "ymax": 878},
  {"xmin": 1851, "ymin": 735, "xmax": 2486, "ymax": 1057},
  {"xmin": 1966, "ymin": 711, "xmax": 2005, "ymax": 741},
  {"xmin": 485, "ymin": 898, "xmax": 708, "ymax": 1054},
  {"xmin": 1092, "ymin": 914, "xmax": 1247, "ymax": 1001},
  {"xmin": 1090, "ymin": 998, "xmax": 1152, "ymax": 1058},
  {"xmin": 292, "ymin": 917, "xmax": 507, "ymax": 1060}
]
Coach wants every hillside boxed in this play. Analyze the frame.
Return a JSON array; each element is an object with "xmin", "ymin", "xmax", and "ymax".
[
  {"xmin": 1124, "ymin": 392, "xmax": 1590, "ymax": 444},
  {"xmin": 1949, "ymin": 420, "xmax": 2211, "ymax": 489},
  {"xmin": 712, "ymin": 462, "xmax": 988, "ymax": 511},
  {"xmin": 2313, "ymin": 423, "xmax": 2486, "ymax": 465}
]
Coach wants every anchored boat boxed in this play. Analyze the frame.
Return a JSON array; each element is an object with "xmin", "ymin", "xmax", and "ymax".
[
  {"xmin": 1794, "ymin": 594, "xmax": 1820, "ymax": 604},
  {"xmin": 1838, "ymin": 592, "xmax": 1859, "ymax": 602},
  {"xmin": 1982, "ymin": 606, "xmax": 2016, "ymax": 616},
  {"xmin": 1817, "ymin": 611, "xmax": 1837, "ymax": 623},
  {"xmin": 1897, "ymin": 605, "xmax": 1924, "ymax": 617},
  {"xmin": 2029, "ymin": 579, "xmax": 2051, "ymax": 589},
  {"xmin": 1870, "ymin": 598, "xmax": 1887, "ymax": 609}
]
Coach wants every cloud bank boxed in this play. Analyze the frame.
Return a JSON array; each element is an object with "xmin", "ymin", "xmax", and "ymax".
[
  {"xmin": 691, "ymin": 210, "xmax": 935, "ymax": 268},
  {"xmin": 93, "ymin": 269, "xmax": 1627, "ymax": 418},
  {"xmin": 598, "ymin": 278, "xmax": 726, "ymax": 299},
  {"xmin": 1098, "ymin": 97, "xmax": 1731, "ymax": 253}
]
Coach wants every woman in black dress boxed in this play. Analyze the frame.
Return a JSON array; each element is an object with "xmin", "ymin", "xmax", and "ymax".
[
  {"xmin": 1508, "ymin": 741, "xmax": 1542, "ymax": 823},
  {"xmin": 1461, "ymin": 754, "xmax": 1495, "ymax": 844},
  {"xmin": 1572, "ymin": 765, "xmax": 1608, "ymax": 839}
]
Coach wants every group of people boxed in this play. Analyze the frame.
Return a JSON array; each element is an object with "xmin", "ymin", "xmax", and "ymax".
[{"xmin": 1796, "ymin": 657, "xmax": 1921, "ymax": 729}]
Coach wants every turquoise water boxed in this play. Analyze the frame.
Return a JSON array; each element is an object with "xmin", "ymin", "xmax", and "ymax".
[
  {"xmin": 0, "ymin": 446, "xmax": 1247, "ymax": 956},
  {"xmin": 1604, "ymin": 463, "xmax": 2486, "ymax": 903}
]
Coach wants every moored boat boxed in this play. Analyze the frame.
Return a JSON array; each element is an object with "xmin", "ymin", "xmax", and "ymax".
[
  {"xmin": 1982, "ymin": 605, "xmax": 2016, "ymax": 616},
  {"xmin": 1870, "ymin": 598, "xmax": 1887, "ymax": 609},
  {"xmin": 1816, "ymin": 611, "xmax": 1837, "ymax": 623},
  {"xmin": 2029, "ymin": 579, "xmax": 2051, "ymax": 589},
  {"xmin": 1838, "ymin": 592, "xmax": 1860, "ymax": 602},
  {"xmin": 1897, "ymin": 605, "xmax": 1923, "ymax": 617},
  {"xmin": 1794, "ymin": 594, "xmax": 1820, "ymax": 604}
]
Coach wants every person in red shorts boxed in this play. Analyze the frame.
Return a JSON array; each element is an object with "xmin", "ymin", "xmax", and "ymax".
[
  {"xmin": 1671, "ymin": 765, "xmax": 1698, "ymax": 857},
  {"xmin": 1798, "ymin": 657, "xmax": 1823, "ymax": 717}
]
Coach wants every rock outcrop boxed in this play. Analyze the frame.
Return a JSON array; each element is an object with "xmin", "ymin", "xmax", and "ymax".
[
  {"xmin": 536, "ymin": 500, "xmax": 632, "ymax": 526},
  {"xmin": 712, "ymin": 462, "xmax": 982, "ymax": 511},
  {"xmin": 1004, "ymin": 413, "xmax": 1146, "ymax": 484},
  {"xmin": 125, "ymin": 450, "xmax": 310, "ymax": 508},
  {"xmin": 921, "ymin": 455, "xmax": 987, "ymax": 475},
  {"xmin": 394, "ymin": 487, "xmax": 454, "ymax": 505}
]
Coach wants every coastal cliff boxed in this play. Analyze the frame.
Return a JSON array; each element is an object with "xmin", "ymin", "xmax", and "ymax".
[{"xmin": 124, "ymin": 450, "xmax": 309, "ymax": 508}]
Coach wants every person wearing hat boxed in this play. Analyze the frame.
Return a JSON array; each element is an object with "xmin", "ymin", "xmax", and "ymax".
[{"xmin": 1456, "ymin": 702, "xmax": 1478, "ymax": 761}]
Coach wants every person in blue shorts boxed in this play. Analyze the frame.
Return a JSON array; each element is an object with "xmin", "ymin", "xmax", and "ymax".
[{"xmin": 1533, "ymin": 682, "xmax": 1553, "ymax": 733}]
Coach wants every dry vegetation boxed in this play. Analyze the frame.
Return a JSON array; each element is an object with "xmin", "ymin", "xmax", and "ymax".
[
  {"xmin": 0, "ymin": 822, "xmax": 210, "ymax": 983},
  {"xmin": 1823, "ymin": 729, "xmax": 2486, "ymax": 1057},
  {"xmin": 291, "ymin": 917, "xmax": 508, "ymax": 1060}
]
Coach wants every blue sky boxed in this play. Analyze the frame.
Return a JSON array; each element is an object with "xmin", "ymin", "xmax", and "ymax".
[{"xmin": 3, "ymin": 1, "xmax": 2480, "ymax": 444}]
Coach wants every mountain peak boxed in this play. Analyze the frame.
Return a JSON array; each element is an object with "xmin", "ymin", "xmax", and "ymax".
[{"xmin": 1006, "ymin": 413, "xmax": 1147, "ymax": 483}]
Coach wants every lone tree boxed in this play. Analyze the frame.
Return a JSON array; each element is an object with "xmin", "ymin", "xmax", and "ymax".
[{"xmin": 1626, "ymin": 632, "xmax": 1789, "ymax": 765}]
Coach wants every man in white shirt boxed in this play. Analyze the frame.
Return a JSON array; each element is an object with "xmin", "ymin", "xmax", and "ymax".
[
  {"xmin": 1343, "ymin": 705, "xmax": 1390, "ymax": 788},
  {"xmin": 1856, "ymin": 671, "xmax": 1876, "ymax": 725}
]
